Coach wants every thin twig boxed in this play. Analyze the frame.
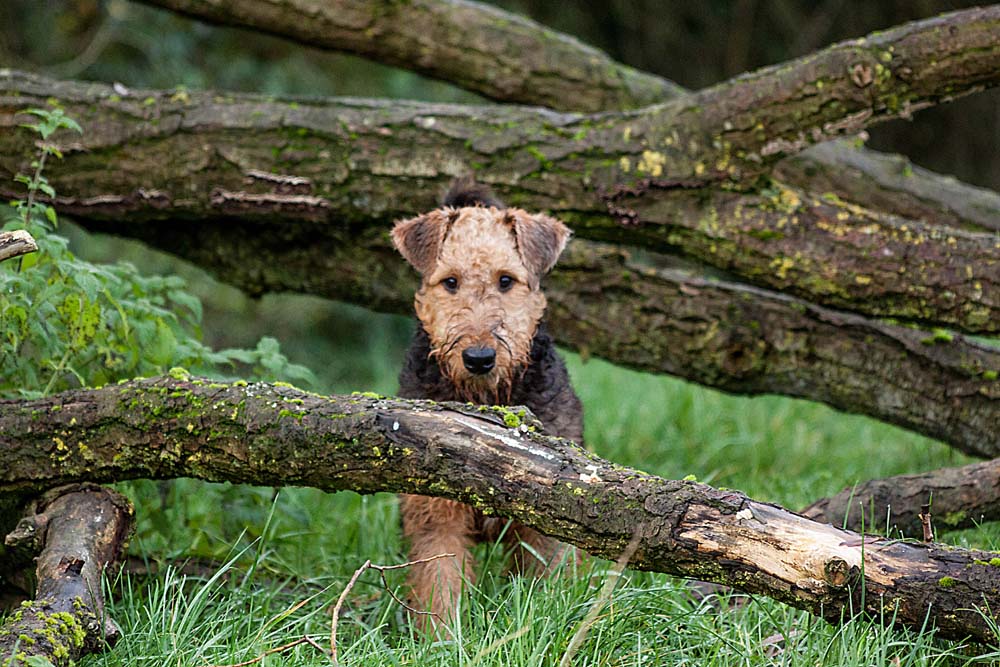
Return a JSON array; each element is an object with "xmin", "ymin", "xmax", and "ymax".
[
  {"xmin": 558, "ymin": 531, "xmax": 643, "ymax": 667},
  {"xmin": 329, "ymin": 552, "xmax": 455, "ymax": 665},
  {"xmin": 200, "ymin": 635, "xmax": 327, "ymax": 667}
]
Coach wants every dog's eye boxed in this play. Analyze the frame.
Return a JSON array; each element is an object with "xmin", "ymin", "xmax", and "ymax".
[
  {"xmin": 498, "ymin": 275, "xmax": 514, "ymax": 292},
  {"xmin": 442, "ymin": 277, "xmax": 459, "ymax": 293}
]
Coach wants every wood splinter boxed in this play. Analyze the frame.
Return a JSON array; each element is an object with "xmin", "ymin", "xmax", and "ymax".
[{"xmin": 919, "ymin": 503, "xmax": 935, "ymax": 542}]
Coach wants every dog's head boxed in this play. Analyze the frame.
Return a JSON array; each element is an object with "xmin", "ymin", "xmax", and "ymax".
[{"xmin": 392, "ymin": 181, "xmax": 571, "ymax": 402}]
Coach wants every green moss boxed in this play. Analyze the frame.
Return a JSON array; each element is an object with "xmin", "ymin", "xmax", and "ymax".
[
  {"xmin": 942, "ymin": 510, "xmax": 966, "ymax": 526},
  {"xmin": 983, "ymin": 370, "xmax": 998, "ymax": 381},
  {"xmin": 921, "ymin": 328, "xmax": 954, "ymax": 345},
  {"xmin": 352, "ymin": 391, "xmax": 383, "ymax": 399},
  {"xmin": 525, "ymin": 145, "xmax": 554, "ymax": 170},
  {"xmin": 168, "ymin": 367, "xmax": 191, "ymax": 381},
  {"xmin": 938, "ymin": 576, "xmax": 957, "ymax": 588}
]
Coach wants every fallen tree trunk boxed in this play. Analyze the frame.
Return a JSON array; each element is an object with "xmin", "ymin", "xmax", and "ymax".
[
  {"xmin": 0, "ymin": 485, "xmax": 134, "ymax": 667},
  {"xmin": 1, "ymin": 375, "xmax": 998, "ymax": 643},
  {"xmin": 131, "ymin": 0, "xmax": 1000, "ymax": 237},
  {"xmin": 2, "ymin": 24, "xmax": 999, "ymax": 332},
  {"xmin": 803, "ymin": 458, "xmax": 1000, "ymax": 536}
]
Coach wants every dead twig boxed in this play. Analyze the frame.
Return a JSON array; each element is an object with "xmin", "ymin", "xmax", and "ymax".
[
  {"xmin": 919, "ymin": 503, "xmax": 935, "ymax": 542},
  {"xmin": 200, "ymin": 636, "xmax": 328, "ymax": 667},
  {"xmin": 329, "ymin": 552, "xmax": 455, "ymax": 665}
]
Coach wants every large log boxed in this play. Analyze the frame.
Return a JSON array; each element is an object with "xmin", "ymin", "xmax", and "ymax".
[
  {"xmin": 1, "ymin": 375, "xmax": 998, "ymax": 643},
  {"xmin": 0, "ymin": 67, "xmax": 998, "ymax": 334},
  {"xmin": 132, "ymin": 0, "xmax": 1000, "ymax": 237},
  {"xmin": 136, "ymin": 0, "xmax": 687, "ymax": 112}
]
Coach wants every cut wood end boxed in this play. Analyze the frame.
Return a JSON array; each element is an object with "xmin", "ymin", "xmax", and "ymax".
[{"xmin": 0, "ymin": 229, "xmax": 40, "ymax": 263}]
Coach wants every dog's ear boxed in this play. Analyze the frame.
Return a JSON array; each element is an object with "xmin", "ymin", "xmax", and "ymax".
[
  {"xmin": 508, "ymin": 209, "xmax": 572, "ymax": 283},
  {"xmin": 391, "ymin": 210, "xmax": 451, "ymax": 275}
]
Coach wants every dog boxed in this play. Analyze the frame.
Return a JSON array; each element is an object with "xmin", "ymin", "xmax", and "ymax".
[{"xmin": 391, "ymin": 179, "xmax": 584, "ymax": 632}]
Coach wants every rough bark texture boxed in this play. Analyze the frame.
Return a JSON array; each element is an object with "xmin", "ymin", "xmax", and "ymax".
[
  {"xmin": 0, "ymin": 375, "xmax": 998, "ymax": 643},
  {"xmin": 0, "ymin": 231, "xmax": 37, "ymax": 263},
  {"xmin": 136, "ymin": 0, "xmax": 687, "ymax": 111},
  {"xmin": 0, "ymin": 68, "xmax": 997, "ymax": 333},
  {"xmin": 777, "ymin": 140, "xmax": 1000, "ymax": 234},
  {"xmin": 0, "ymin": 486, "xmax": 134, "ymax": 667},
  {"xmin": 135, "ymin": 0, "xmax": 1000, "ymax": 238},
  {"xmin": 803, "ymin": 459, "xmax": 1000, "ymax": 536},
  {"xmin": 546, "ymin": 243, "xmax": 999, "ymax": 459}
]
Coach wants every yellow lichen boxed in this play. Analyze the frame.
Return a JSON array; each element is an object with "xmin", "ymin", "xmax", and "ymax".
[{"xmin": 638, "ymin": 150, "xmax": 666, "ymax": 177}]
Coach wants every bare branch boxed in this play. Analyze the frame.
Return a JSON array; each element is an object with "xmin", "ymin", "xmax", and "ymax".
[
  {"xmin": 133, "ymin": 0, "xmax": 685, "ymax": 112},
  {"xmin": 130, "ymin": 0, "xmax": 1000, "ymax": 236},
  {"xmin": 0, "ymin": 485, "xmax": 134, "ymax": 667},
  {"xmin": 802, "ymin": 458, "xmax": 1000, "ymax": 535}
]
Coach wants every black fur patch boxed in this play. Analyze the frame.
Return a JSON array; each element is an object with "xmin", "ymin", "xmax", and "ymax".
[{"xmin": 443, "ymin": 177, "xmax": 505, "ymax": 209}]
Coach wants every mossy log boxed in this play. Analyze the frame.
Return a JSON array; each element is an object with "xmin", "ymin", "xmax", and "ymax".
[
  {"xmin": 1, "ymin": 375, "xmax": 999, "ymax": 643},
  {"xmin": 803, "ymin": 458, "xmax": 1000, "ymax": 536},
  {"xmin": 136, "ymin": 0, "xmax": 687, "ymax": 112},
  {"xmin": 135, "ymin": 0, "xmax": 1000, "ymax": 237},
  {"xmin": 2, "ymin": 7, "xmax": 1000, "ymax": 332},
  {"xmin": 0, "ymin": 486, "xmax": 134, "ymax": 667}
]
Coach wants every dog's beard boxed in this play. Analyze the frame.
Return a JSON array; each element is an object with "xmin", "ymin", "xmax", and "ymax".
[{"xmin": 429, "ymin": 329, "xmax": 529, "ymax": 405}]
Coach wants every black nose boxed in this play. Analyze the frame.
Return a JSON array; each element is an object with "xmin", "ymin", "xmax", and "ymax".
[{"xmin": 462, "ymin": 346, "xmax": 496, "ymax": 375}]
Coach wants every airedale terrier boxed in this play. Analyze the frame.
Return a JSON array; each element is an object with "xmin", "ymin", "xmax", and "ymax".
[{"xmin": 392, "ymin": 179, "xmax": 584, "ymax": 632}]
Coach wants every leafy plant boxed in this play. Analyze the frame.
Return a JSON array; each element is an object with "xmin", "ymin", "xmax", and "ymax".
[{"xmin": 0, "ymin": 106, "xmax": 314, "ymax": 398}]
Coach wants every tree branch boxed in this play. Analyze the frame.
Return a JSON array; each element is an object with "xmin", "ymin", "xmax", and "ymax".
[
  {"xmin": 1, "ymin": 70, "xmax": 997, "ymax": 333},
  {"xmin": 134, "ymin": 0, "xmax": 687, "ymax": 112},
  {"xmin": 1, "ymin": 375, "xmax": 998, "ymax": 643},
  {"xmin": 0, "ymin": 485, "xmax": 134, "ymax": 667},
  {"xmin": 131, "ymin": 0, "xmax": 1000, "ymax": 236},
  {"xmin": 777, "ymin": 139, "xmax": 1000, "ymax": 234},
  {"xmin": 802, "ymin": 458, "xmax": 1000, "ymax": 535}
]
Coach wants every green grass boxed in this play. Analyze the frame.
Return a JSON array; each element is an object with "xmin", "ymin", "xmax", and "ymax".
[{"xmin": 61, "ymin": 346, "xmax": 996, "ymax": 667}]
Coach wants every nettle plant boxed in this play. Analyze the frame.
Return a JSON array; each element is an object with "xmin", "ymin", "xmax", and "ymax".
[{"xmin": 1, "ymin": 107, "xmax": 314, "ymax": 398}]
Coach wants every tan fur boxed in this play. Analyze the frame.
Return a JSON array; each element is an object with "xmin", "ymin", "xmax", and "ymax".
[
  {"xmin": 395, "ymin": 207, "xmax": 569, "ymax": 404},
  {"xmin": 392, "ymin": 203, "xmax": 573, "ymax": 635}
]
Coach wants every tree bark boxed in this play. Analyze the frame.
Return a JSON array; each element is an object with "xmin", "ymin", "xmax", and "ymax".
[
  {"xmin": 0, "ymin": 230, "xmax": 37, "ymax": 263},
  {"xmin": 802, "ymin": 458, "xmax": 1000, "ymax": 536},
  {"xmin": 0, "ymin": 485, "xmax": 134, "ymax": 667},
  {"xmin": 134, "ymin": 0, "xmax": 1000, "ymax": 238},
  {"xmin": 1, "ymin": 375, "xmax": 998, "ymax": 643},
  {"xmin": 776, "ymin": 139, "xmax": 1000, "ymax": 234},
  {"xmin": 135, "ymin": 0, "xmax": 687, "ymax": 112},
  {"xmin": 1, "ymin": 67, "xmax": 997, "ymax": 333}
]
